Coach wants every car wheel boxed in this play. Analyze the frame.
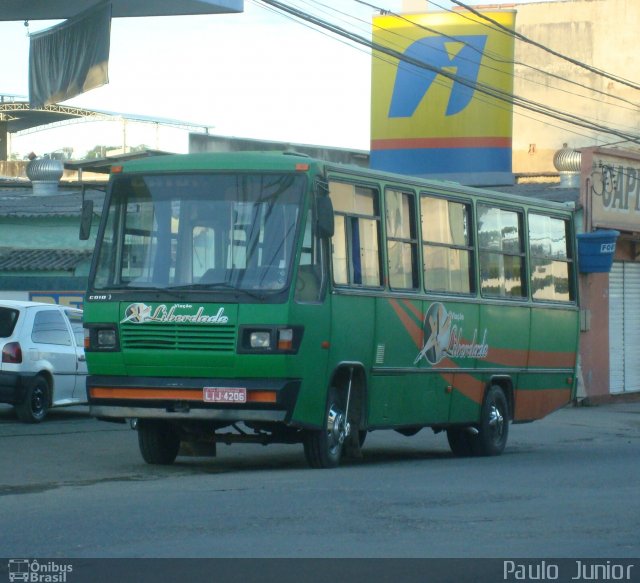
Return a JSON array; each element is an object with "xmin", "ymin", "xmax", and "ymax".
[
  {"xmin": 137, "ymin": 420, "xmax": 180, "ymax": 465},
  {"xmin": 16, "ymin": 375, "xmax": 49, "ymax": 423}
]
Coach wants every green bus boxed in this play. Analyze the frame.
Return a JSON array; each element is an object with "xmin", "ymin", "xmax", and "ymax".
[{"xmin": 83, "ymin": 151, "xmax": 579, "ymax": 468}]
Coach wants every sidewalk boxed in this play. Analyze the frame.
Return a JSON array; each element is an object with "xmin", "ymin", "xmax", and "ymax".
[{"xmin": 543, "ymin": 398, "xmax": 640, "ymax": 433}]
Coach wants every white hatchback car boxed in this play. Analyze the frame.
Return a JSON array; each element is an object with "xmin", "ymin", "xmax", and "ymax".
[{"xmin": 0, "ymin": 300, "xmax": 87, "ymax": 423}]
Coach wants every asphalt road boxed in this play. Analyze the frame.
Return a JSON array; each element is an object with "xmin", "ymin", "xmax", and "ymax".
[{"xmin": 0, "ymin": 401, "xmax": 639, "ymax": 560}]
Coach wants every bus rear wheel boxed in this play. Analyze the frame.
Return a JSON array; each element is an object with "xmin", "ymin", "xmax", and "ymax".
[
  {"xmin": 447, "ymin": 386, "xmax": 509, "ymax": 457},
  {"xmin": 303, "ymin": 387, "xmax": 347, "ymax": 469},
  {"xmin": 137, "ymin": 420, "xmax": 180, "ymax": 465},
  {"xmin": 473, "ymin": 385, "xmax": 509, "ymax": 456},
  {"xmin": 446, "ymin": 427, "xmax": 475, "ymax": 457}
]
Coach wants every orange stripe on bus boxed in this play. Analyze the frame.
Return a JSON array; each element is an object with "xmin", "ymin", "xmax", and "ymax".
[
  {"xmin": 89, "ymin": 387, "xmax": 277, "ymax": 403},
  {"xmin": 483, "ymin": 346, "xmax": 529, "ymax": 367},
  {"xmin": 388, "ymin": 299, "xmax": 423, "ymax": 350},
  {"xmin": 401, "ymin": 299, "xmax": 423, "ymax": 321},
  {"xmin": 528, "ymin": 351, "xmax": 577, "ymax": 368},
  {"xmin": 450, "ymin": 372, "xmax": 485, "ymax": 404},
  {"xmin": 513, "ymin": 388, "xmax": 571, "ymax": 421},
  {"xmin": 449, "ymin": 346, "xmax": 575, "ymax": 369}
]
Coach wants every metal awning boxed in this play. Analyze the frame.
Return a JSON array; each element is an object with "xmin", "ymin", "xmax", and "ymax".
[{"xmin": 0, "ymin": 0, "xmax": 243, "ymax": 20}]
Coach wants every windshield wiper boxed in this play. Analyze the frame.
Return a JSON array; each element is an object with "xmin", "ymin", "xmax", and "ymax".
[
  {"xmin": 106, "ymin": 283, "xmax": 188, "ymax": 299},
  {"xmin": 168, "ymin": 282, "xmax": 267, "ymax": 301}
]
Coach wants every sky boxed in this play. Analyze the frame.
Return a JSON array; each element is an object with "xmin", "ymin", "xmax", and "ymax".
[{"xmin": 0, "ymin": 0, "xmax": 550, "ymax": 159}]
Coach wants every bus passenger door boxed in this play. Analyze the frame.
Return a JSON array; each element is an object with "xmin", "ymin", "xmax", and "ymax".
[{"xmin": 289, "ymin": 205, "xmax": 332, "ymax": 428}]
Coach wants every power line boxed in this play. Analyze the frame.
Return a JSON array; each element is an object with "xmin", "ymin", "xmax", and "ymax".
[{"xmin": 254, "ymin": 0, "xmax": 640, "ymax": 145}]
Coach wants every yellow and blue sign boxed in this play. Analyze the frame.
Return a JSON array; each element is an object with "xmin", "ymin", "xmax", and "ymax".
[{"xmin": 371, "ymin": 11, "xmax": 516, "ymax": 182}]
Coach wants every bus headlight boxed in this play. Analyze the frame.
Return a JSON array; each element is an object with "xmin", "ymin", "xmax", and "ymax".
[
  {"xmin": 239, "ymin": 326, "xmax": 303, "ymax": 354},
  {"xmin": 98, "ymin": 329, "xmax": 118, "ymax": 348},
  {"xmin": 85, "ymin": 325, "xmax": 120, "ymax": 351},
  {"xmin": 250, "ymin": 331, "xmax": 272, "ymax": 349}
]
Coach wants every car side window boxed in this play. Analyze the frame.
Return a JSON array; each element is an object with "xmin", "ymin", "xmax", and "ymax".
[
  {"xmin": 31, "ymin": 310, "xmax": 72, "ymax": 346},
  {"xmin": 65, "ymin": 310, "xmax": 85, "ymax": 346},
  {"xmin": 0, "ymin": 308, "xmax": 19, "ymax": 337}
]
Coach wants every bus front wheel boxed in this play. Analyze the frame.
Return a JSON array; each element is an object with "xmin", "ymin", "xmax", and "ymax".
[
  {"xmin": 303, "ymin": 387, "xmax": 347, "ymax": 469},
  {"xmin": 137, "ymin": 420, "xmax": 180, "ymax": 465}
]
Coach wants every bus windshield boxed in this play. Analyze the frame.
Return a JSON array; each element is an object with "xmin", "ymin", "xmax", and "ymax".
[{"xmin": 92, "ymin": 172, "xmax": 306, "ymax": 294}]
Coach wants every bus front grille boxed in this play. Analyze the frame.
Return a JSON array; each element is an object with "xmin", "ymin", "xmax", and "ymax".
[{"xmin": 120, "ymin": 324, "xmax": 236, "ymax": 352}]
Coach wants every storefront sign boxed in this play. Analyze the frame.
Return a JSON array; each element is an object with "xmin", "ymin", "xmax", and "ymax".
[{"xmin": 590, "ymin": 153, "xmax": 640, "ymax": 231}]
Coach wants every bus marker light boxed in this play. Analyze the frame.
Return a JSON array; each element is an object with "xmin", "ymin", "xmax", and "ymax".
[
  {"xmin": 277, "ymin": 328, "xmax": 294, "ymax": 351},
  {"xmin": 247, "ymin": 391, "xmax": 277, "ymax": 403},
  {"xmin": 295, "ymin": 163, "xmax": 309, "ymax": 171},
  {"xmin": 321, "ymin": 341, "xmax": 330, "ymax": 350},
  {"xmin": 111, "ymin": 165, "xmax": 123, "ymax": 174}
]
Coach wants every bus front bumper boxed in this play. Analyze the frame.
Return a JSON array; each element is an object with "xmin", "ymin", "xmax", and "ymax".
[{"xmin": 87, "ymin": 375, "xmax": 300, "ymax": 425}]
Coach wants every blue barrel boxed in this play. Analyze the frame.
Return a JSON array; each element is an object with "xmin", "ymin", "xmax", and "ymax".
[{"xmin": 577, "ymin": 230, "xmax": 619, "ymax": 273}]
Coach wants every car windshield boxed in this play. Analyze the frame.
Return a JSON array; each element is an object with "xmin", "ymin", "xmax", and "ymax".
[
  {"xmin": 92, "ymin": 172, "xmax": 306, "ymax": 295},
  {"xmin": 0, "ymin": 308, "xmax": 19, "ymax": 337}
]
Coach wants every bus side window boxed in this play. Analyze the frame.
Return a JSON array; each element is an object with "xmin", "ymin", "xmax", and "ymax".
[
  {"xmin": 528, "ymin": 213, "xmax": 574, "ymax": 302},
  {"xmin": 386, "ymin": 189, "xmax": 419, "ymax": 290},
  {"xmin": 421, "ymin": 195, "xmax": 474, "ymax": 294},
  {"xmin": 477, "ymin": 204, "xmax": 526, "ymax": 298},
  {"xmin": 329, "ymin": 181, "xmax": 382, "ymax": 287}
]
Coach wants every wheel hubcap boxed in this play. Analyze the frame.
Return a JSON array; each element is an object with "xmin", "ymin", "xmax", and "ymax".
[
  {"xmin": 327, "ymin": 404, "xmax": 347, "ymax": 451},
  {"xmin": 488, "ymin": 404, "xmax": 504, "ymax": 441}
]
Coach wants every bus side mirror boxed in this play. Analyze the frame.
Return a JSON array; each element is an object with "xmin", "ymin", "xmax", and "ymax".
[
  {"xmin": 79, "ymin": 200, "xmax": 94, "ymax": 240},
  {"xmin": 317, "ymin": 196, "xmax": 334, "ymax": 238}
]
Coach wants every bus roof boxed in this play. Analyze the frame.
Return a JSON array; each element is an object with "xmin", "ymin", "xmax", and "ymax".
[
  {"xmin": 111, "ymin": 151, "xmax": 575, "ymax": 213},
  {"xmin": 112, "ymin": 151, "xmax": 323, "ymax": 174}
]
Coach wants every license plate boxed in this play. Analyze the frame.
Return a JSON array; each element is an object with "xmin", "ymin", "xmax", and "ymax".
[{"xmin": 203, "ymin": 387, "xmax": 247, "ymax": 403}]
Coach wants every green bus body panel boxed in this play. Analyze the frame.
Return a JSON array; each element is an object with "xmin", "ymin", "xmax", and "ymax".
[
  {"xmin": 88, "ymin": 302, "xmax": 291, "ymax": 378},
  {"xmin": 287, "ymin": 301, "xmax": 332, "ymax": 428},
  {"xmin": 85, "ymin": 295, "xmax": 578, "ymax": 428},
  {"xmin": 366, "ymin": 295, "xmax": 578, "ymax": 427},
  {"xmin": 85, "ymin": 298, "xmax": 333, "ymax": 428}
]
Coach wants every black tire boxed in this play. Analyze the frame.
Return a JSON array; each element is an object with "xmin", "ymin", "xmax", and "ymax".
[
  {"xmin": 446, "ymin": 427, "xmax": 475, "ymax": 457},
  {"xmin": 16, "ymin": 375, "xmax": 49, "ymax": 423},
  {"xmin": 473, "ymin": 385, "xmax": 509, "ymax": 456},
  {"xmin": 137, "ymin": 420, "xmax": 180, "ymax": 465},
  {"xmin": 303, "ymin": 387, "xmax": 347, "ymax": 469}
]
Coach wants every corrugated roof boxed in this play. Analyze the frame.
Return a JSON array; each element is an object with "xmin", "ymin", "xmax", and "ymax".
[
  {"xmin": 0, "ymin": 188, "xmax": 105, "ymax": 218},
  {"xmin": 0, "ymin": 248, "xmax": 92, "ymax": 271},
  {"xmin": 491, "ymin": 182, "xmax": 580, "ymax": 204}
]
